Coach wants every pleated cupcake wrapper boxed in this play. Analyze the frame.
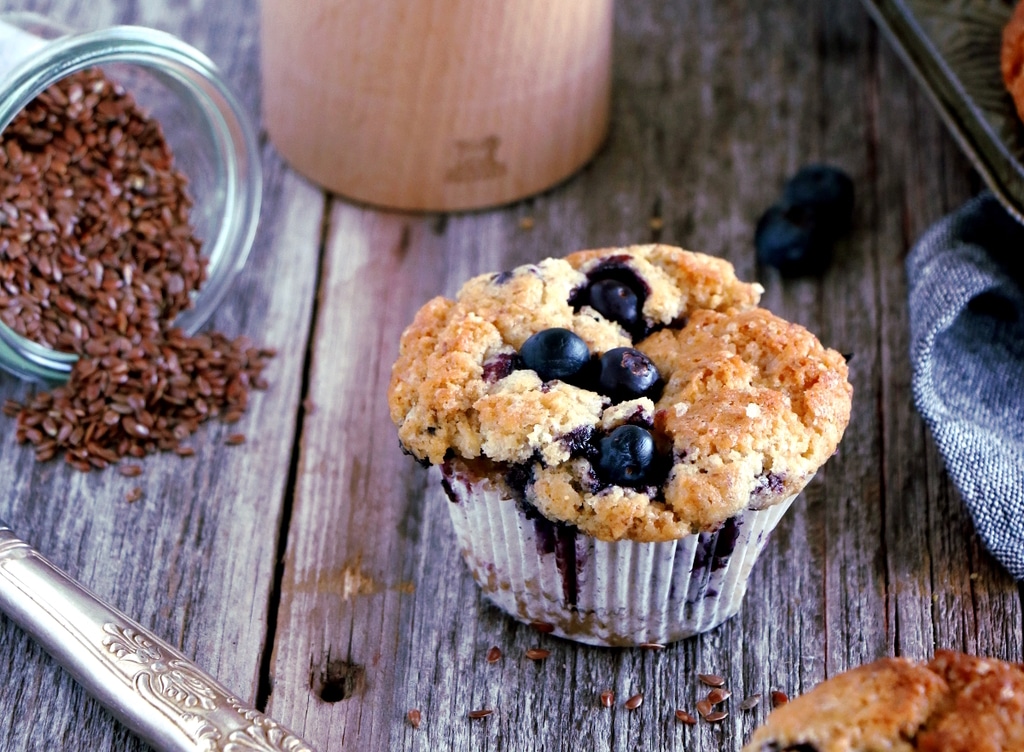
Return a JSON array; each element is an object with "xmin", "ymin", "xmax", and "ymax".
[{"xmin": 441, "ymin": 465, "xmax": 794, "ymax": 646}]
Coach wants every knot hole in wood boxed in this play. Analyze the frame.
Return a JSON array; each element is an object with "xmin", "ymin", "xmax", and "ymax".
[{"xmin": 313, "ymin": 657, "xmax": 366, "ymax": 703}]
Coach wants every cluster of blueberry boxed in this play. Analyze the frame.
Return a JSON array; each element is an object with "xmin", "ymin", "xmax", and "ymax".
[
  {"xmin": 754, "ymin": 164, "xmax": 854, "ymax": 277},
  {"xmin": 514, "ymin": 269, "xmax": 668, "ymax": 488}
]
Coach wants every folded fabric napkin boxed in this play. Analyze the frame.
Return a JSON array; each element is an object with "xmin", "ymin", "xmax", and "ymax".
[{"xmin": 908, "ymin": 192, "xmax": 1024, "ymax": 580}]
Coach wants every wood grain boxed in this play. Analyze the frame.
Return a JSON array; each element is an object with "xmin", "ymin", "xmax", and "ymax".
[
  {"xmin": 260, "ymin": 0, "xmax": 613, "ymax": 210},
  {"xmin": 0, "ymin": 0, "xmax": 1020, "ymax": 751}
]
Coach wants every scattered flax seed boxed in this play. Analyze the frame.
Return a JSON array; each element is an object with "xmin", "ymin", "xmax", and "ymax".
[
  {"xmin": 467, "ymin": 709, "xmax": 493, "ymax": 719},
  {"xmin": 599, "ymin": 690, "xmax": 614, "ymax": 708},
  {"xmin": 2, "ymin": 400, "xmax": 19, "ymax": 418},
  {"xmin": 696, "ymin": 699, "xmax": 713, "ymax": 718},
  {"xmin": 638, "ymin": 642, "xmax": 665, "ymax": 650},
  {"xmin": 739, "ymin": 694, "xmax": 762, "ymax": 710},
  {"xmin": 175, "ymin": 445, "xmax": 196, "ymax": 457},
  {"xmin": 118, "ymin": 464, "xmax": 143, "ymax": 478},
  {"xmin": 648, "ymin": 216, "xmax": 664, "ymax": 231},
  {"xmin": 674, "ymin": 709, "xmax": 697, "ymax": 725},
  {"xmin": 486, "ymin": 646, "xmax": 502, "ymax": 664},
  {"xmin": 705, "ymin": 710, "xmax": 729, "ymax": 723},
  {"xmin": 302, "ymin": 397, "xmax": 317, "ymax": 415},
  {"xmin": 707, "ymin": 688, "xmax": 732, "ymax": 705},
  {"xmin": 125, "ymin": 486, "xmax": 143, "ymax": 503},
  {"xmin": 771, "ymin": 690, "xmax": 789, "ymax": 707},
  {"xmin": 525, "ymin": 648, "xmax": 550, "ymax": 661},
  {"xmin": 623, "ymin": 693, "xmax": 644, "ymax": 710},
  {"xmin": 698, "ymin": 673, "xmax": 726, "ymax": 687},
  {"xmin": 518, "ymin": 216, "xmax": 535, "ymax": 230},
  {"xmin": 530, "ymin": 621, "xmax": 554, "ymax": 633},
  {"xmin": 406, "ymin": 709, "xmax": 421, "ymax": 729},
  {"xmin": 226, "ymin": 433, "xmax": 246, "ymax": 445}
]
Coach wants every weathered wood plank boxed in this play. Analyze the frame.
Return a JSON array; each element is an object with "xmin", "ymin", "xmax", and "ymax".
[
  {"xmin": 816, "ymin": 1, "xmax": 894, "ymax": 678},
  {"xmin": 873, "ymin": 8, "xmax": 969, "ymax": 665},
  {"xmin": 0, "ymin": 2, "xmax": 321, "ymax": 750}
]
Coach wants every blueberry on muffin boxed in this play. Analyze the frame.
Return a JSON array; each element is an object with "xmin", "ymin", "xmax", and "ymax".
[{"xmin": 389, "ymin": 244, "xmax": 850, "ymax": 540}]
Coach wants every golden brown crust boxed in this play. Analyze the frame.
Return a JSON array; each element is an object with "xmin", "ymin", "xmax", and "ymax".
[
  {"xmin": 919, "ymin": 651, "xmax": 1024, "ymax": 752},
  {"xmin": 743, "ymin": 651, "xmax": 1024, "ymax": 752},
  {"xmin": 1003, "ymin": 1, "xmax": 1024, "ymax": 123},
  {"xmin": 644, "ymin": 308, "xmax": 851, "ymax": 529},
  {"xmin": 387, "ymin": 244, "xmax": 852, "ymax": 541},
  {"xmin": 744, "ymin": 658, "xmax": 948, "ymax": 752}
]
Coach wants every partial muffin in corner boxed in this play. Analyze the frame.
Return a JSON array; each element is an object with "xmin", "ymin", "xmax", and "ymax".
[
  {"xmin": 388, "ymin": 244, "xmax": 852, "ymax": 645},
  {"xmin": 743, "ymin": 651, "xmax": 1024, "ymax": 752},
  {"xmin": 1002, "ymin": 0, "xmax": 1024, "ymax": 123}
]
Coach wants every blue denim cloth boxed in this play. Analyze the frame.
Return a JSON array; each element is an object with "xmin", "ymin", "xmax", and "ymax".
[{"xmin": 908, "ymin": 193, "xmax": 1024, "ymax": 580}]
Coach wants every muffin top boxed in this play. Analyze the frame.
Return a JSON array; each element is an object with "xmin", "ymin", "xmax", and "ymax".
[
  {"xmin": 743, "ymin": 651, "xmax": 1024, "ymax": 752},
  {"xmin": 387, "ymin": 244, "xmax": 852, "ymax": 541}
]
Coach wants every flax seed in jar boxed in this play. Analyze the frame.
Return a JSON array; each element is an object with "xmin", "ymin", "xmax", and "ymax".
[{"xmin": 0, "ymin": 13, "xmax": 261, "ymax": 383}]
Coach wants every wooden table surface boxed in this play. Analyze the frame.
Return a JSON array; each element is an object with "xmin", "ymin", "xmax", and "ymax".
[{"xmin": 1, "ymin": 0, "xmax": 1021, "ymax": 750}]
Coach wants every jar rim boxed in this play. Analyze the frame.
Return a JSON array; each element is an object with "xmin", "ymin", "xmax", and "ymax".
[{"xmin": 0, "ymin": 24, "xmax": 262, "ymax": 383}]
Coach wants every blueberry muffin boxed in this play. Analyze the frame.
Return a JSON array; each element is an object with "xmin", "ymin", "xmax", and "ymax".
[
  {"xmin": 1002, "ymin": 0, "xmax": 1024, "ymax": 124},
  {"xmin": 743, "ymin": 651, "xmax": 1024, "ymax": 752},
  {"xmin": 388, "ymin": 244, "xmax": 852, "ymax": 645}
]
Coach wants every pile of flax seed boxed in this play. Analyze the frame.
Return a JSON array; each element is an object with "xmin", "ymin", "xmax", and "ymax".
[{"xmin": 0, "ymin": 68, "xmax": 272, "ymax": 472}]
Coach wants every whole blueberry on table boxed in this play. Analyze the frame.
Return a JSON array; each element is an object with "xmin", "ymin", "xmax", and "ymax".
[
  {"xmin": 755, "ymin": 163, "xmax": 854, "ymax": 277},
  {"xmin": 598, "ymin": 347, "xmax": 661, "ymax": 402},
  {"xmin": 595, "ymin": 425, "xmax": 657, "ymax": 486},
  {"xmin": 586, "ymin": 278, "xmax": 641, "ymax": 330},
  {"xmin": 782, "ymin": 164, "xmax": 855, "ymax": 235},
  {"xmin": 519, "ymin": 328, "xmax": 590, "ymax": 382},
  {"xmin": 755, "ymin": 204, "xmax": 832, "ymax": 277}
]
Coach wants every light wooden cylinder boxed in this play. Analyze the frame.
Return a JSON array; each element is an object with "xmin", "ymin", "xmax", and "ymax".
[{"xmin": 260, "ymin": 0, "xmax": 613, "ymax": 212}]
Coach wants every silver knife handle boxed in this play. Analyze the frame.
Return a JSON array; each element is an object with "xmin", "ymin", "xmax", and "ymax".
[{"xmin": 0, "ymin": 523, "xmax": 316, "ymax": 752}]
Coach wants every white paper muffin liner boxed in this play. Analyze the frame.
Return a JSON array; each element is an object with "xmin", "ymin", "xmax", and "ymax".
[{"xmin": 440, "ymin": 460, "xmax": 795, "ymax": 646}]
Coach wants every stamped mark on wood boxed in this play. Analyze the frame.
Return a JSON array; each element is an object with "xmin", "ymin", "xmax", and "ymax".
[{"xmin": 445, "ymin": 136, "xmax": 507, "ymax": 183}]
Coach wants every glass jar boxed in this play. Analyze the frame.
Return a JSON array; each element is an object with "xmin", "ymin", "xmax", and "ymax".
[{"xmin": 0, "ymin": 13, "xmax": 261, "ymax": 383}]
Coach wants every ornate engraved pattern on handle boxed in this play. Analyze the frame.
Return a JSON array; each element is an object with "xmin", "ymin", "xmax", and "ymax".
[
  {"xmin": 101, "ymin": 623, "xmax": 314, "ymax": 752},
  {"xmin": 209, "ymin": 700, "xmax": 314, "ymax": 752}
]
